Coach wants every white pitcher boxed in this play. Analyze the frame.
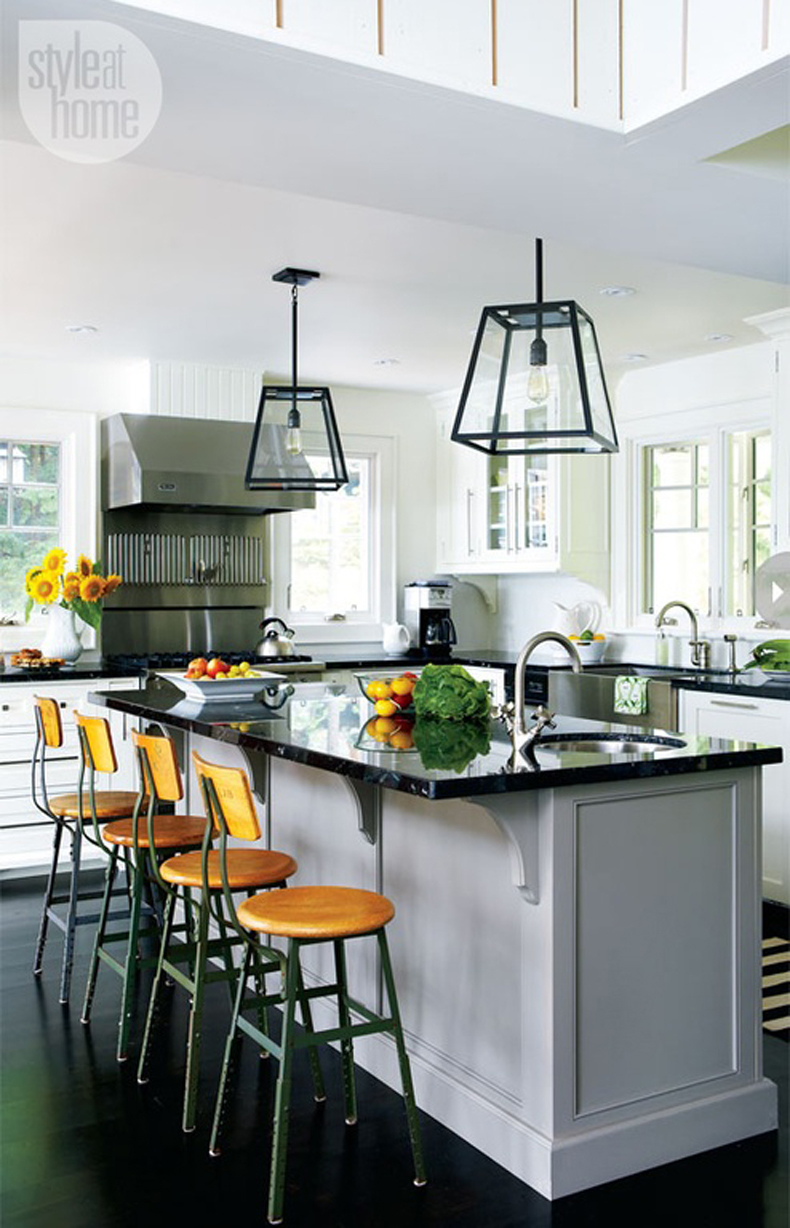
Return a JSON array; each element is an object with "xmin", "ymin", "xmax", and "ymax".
[
  {"xmin": 552, "ymin": 600, "xmax": 601, "ymax": 637},
  {"xmin": 382, "ymin": 622, "xmax": 411, "ymax": 654}
]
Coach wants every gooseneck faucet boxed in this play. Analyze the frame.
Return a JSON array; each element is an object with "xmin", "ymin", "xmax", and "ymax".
[
  {"xmin": 655, "ymin": 600, "xmax": 711, "ymax": 670},
  {"xmin": 509, "ymin": 631, "xmax": 583, "ymax": 762}
]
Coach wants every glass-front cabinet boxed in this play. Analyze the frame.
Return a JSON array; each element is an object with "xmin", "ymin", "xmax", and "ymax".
[{"xmin": 435, "ymin": 397, "xmax": 610, "ymax": 593}]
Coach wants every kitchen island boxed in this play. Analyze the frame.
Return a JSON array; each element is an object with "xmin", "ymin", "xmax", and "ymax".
[{"xmin": 90, "ymin": 678, "xmax": 781, "ymax": 1200}]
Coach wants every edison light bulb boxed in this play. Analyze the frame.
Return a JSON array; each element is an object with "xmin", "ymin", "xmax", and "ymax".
[
  {"xmin": 285, "ymin": 407, "xmax": 302, "ymax": 456},
  {"xmin": 527, "ymin": 335, "xmax": 549, "ymax": 404}
]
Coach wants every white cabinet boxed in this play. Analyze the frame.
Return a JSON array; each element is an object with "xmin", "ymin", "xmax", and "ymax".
[
  {"xmin": 434, "ymin": 399, "xmax": 611, "ymax": 592},
  {"xmin": 0, "ymin": 676, "xmax": 140, "ymax": 874},
  {"xmin": 679, "ymin": 688, "xmax": 790, "ymax": 905}
]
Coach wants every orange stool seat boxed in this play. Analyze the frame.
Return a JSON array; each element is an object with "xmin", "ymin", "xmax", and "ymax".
[
  {"xmin": 50, "ymin": 791, "xmax": 141, "ymax": 820},
  {"xmin": 102, "ymin": 814, "xmax": 207, "ymax": 850},
  {"xmin": 238, "ymin": 885, "xmax": 395, "ymax": 940},
  {"xmin": 160, "ymin": 848, "xmax": 297, "ymax": 891}
]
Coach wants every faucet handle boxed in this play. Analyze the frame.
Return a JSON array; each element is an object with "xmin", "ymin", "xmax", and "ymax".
[{"xmin": 530, "ymin": 704, "xmax": 556, "ymax": 731}]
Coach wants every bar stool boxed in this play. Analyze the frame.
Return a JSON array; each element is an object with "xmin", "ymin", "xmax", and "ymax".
[
  {"xmin": 31, "ymin": 696, "xmax": 140, "ymax": 1005},
  {"xmin": 206, "ymin": 880, "xmax": 426, "ymax": 1219},
  {"xmin": 79, "ymin": 726, "xmax": 209, "ymax": 1061},
  {"xmin": 137, "ymin": 749, "xmax": 298, "ymax": 1134}
]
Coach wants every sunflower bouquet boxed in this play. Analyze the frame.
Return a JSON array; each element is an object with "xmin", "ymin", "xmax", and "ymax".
[{"xmin": 24, "ymin": 549, "xmax": 122, "ymax": 631}]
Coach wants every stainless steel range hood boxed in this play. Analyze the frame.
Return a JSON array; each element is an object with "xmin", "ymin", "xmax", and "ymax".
[{"xmin": 101, "ymin": 413, "xmax": 315, "ymax": 513}]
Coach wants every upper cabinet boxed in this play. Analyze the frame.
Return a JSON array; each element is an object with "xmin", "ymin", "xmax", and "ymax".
[{"xmin": 434, "ymin": 400, "xmax": 611, "ymax": 594}]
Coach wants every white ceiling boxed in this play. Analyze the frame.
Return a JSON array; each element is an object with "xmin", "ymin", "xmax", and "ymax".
[{"xmin": 1, "ymin": 0, "xmax": 788, "ymax": 394}]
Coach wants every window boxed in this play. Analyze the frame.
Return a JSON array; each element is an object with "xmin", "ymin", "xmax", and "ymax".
[
  {"xmin": 0, "ymin": 440, "xmax": 62, "ymax": 618},
  {"xmin": 269, "ymin": 434, "xmax": 395, "ymax": 640},
  {"xmin": 635, "ymin": 425, "xmax": 771, "ymax": 624}
]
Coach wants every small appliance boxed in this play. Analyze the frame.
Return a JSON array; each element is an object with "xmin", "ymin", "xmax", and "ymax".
[{"xmin": 404, "ymin": 581, "xmax": 457, "ymax": 659}]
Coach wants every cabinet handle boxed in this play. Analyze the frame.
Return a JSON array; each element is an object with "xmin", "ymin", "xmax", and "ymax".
[
  {"xmin": 709, "ymin": 699, "xmax": 759, "ymax": 710},
  {"xmin": 507, "ymin": 486, "xmax": 514, "ymax": 552},
  {"xmin": 466, "ymin": 489, "xmax": 475, "ymax": 555},
  {"xmin": 514, "ymin": 483, "xmax": 522, "ymax": 552}
]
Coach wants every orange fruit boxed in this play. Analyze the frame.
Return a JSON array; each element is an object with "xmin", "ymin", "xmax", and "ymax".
[
  {"xmin": 389, "ymin": 730, "xmax": 413, "ymax": 750},
  {"xmin": 366, "ymin": 682, "xmax": 380, "ymax": 699},
  {"xmin": 374, "ymin": 699, "xmax": 397, "ymax": 716},
  {"xmin": 390, "ymin": 677, "xmax": 414, "ymax": 697},
  {"xmin": 375, "ymin": 717, "xmax": 398, "ymax": 735}
]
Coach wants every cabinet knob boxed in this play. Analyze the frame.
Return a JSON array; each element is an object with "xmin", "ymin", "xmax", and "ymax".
[{"xmin": 1, "ymin": 704, "xmax": 8, "ymax": 712}]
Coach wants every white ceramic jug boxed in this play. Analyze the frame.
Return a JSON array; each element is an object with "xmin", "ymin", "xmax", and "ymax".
[
  {"xmin": 382, "ymin": 622, "xmax": 411, "ymax": 654},
  {"xmin": 552, "ymin": 600, "xmax": 601, "ymax": 637}
]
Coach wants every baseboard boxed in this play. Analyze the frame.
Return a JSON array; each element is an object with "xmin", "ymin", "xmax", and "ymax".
[{"xmin": 763, "ymin": 899, "xmax": 790, "ymax": 939}]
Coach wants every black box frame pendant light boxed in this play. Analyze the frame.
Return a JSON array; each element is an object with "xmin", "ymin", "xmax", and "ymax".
[
  {"xmin": 245, "ymin": 267, "xmax": 349, "ymax": 492},
  {"xmin": 451, "ymin": 239, "xmax": 618, "ymax": 456}
]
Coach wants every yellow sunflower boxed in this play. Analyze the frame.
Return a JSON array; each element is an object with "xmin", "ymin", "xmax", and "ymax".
[
  {"xmin": 30, "ymin": 571, "xmax": 61, "ymax": 604},
  {"xmin": 62, "ymin": 577, "xmax": 82, "ymax": 602},
  {"xmin": 42, "ymin": 547, "xmax": 67, "ymax": 574},
  {"xmin": 25, "ymin": 566, "xmax": 43, "ymax": 595},
  {"xmin": 80, "ymin": 574, "xmax": 105, "ymax": 602},
  {"xmin": 76, "ymin": 554, "xmax": 94, "ymax": 578},
  {"xmin": 102, "ymin": 574, "xmax": 122, "ymax": 595}
]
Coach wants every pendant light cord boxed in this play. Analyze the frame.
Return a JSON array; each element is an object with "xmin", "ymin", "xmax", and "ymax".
[{"xmin": 290, "ymin": 282, "xmax": 300, "ymax": 426}]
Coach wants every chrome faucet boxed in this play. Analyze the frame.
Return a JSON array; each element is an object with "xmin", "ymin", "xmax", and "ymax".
[
  {"xmin": 655, "ymin": 600, "xmax": 711, "ymax": 670},
  {"xmin": 508, "ymin": 631, "xmax": 583, "ymax": 763}
]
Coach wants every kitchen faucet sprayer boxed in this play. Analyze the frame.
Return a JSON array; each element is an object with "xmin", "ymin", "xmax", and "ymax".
[
  {"xmin": 655, "ymin": 600, "xmax": 711, "ymax": 671},
  {"xmin": 505, "ymin": 632, "xmax": 583, "ymax": 767}
]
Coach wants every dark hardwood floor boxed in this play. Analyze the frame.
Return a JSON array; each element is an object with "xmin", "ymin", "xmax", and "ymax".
[{"xmin": 2, "ymin": 876, "xmax": 788, "ymax": 1228}]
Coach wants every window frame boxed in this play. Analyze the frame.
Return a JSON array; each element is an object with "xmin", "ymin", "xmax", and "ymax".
[
  {"xmin": 0, "ymin": 408, "xmax": 97, "ymax": 650},
  {"xmin": 267, "ymin": 432, "xmax": 396, "ymax": 643},
  {"xmin": 612, "ymin": 399, "xmax": 773, "ymax": 634}
]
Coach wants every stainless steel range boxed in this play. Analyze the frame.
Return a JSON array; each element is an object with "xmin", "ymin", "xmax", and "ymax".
[{"xmin": 100, "ymin": 414, "xmax": 315, "ymax": 658}]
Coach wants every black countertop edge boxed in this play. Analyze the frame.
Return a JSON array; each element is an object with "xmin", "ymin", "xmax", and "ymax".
[
  {"xmin": 0, "ymin": 663, "xmax": 145, "ymax": 683},
  {"xmin": 88, "ymin": 687, "xmax": 782, "ymax": 802}
]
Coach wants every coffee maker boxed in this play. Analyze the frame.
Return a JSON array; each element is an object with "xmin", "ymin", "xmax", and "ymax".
[{"xmin": 404, "ymin": 581, "xmax": 457, "ymax": 659}]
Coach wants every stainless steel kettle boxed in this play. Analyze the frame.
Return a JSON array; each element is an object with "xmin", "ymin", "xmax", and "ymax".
[{"xmin": 255, "ymin": 616, "xmax": 296, "ymax": 659}]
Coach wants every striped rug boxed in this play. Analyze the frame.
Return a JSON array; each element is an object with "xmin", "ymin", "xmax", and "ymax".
[{"xmin": 763, "ymin": 937, "xmax": 790, "ymax": 1039}]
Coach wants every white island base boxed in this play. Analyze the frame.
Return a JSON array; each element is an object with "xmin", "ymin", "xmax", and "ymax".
[{"xmin": 190, "ymin": 740, "xmax": 777, "ymax": 1201}]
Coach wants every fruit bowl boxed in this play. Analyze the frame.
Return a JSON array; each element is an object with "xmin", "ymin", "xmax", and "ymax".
[
  {"xmin": 568, "ymin": 635, "xmax": 607, "ymax": 664},
  {"xmin": 354, "ymin": 713, "xmax": 417, "ymax": 753},
  {"xmin": 354, "ymin": 669, "xmax": 420, "ymax": 716}
]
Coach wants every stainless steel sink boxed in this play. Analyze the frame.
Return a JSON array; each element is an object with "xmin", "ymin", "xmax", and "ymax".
[
  {"xmin": 538, "ymin": 733, "xmax": 686, "ymax": 754},
  {"xmin": 548, "ymin": 670, "xmax": 679, "ymax": 730}
]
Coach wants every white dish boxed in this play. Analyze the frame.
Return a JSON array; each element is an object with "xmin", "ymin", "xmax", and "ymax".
[{"xmin": 156, "ymin": 669, "xmax": 286, "ymax": 703}]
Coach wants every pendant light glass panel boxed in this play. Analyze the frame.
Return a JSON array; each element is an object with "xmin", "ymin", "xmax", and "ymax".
[
  {"xmin": 245, "ymin": 386, "xmax": 349, "ymax": 492},
  {"xmin": 452, "ymin": 300, "xmax": 618, "ymax": 455}
]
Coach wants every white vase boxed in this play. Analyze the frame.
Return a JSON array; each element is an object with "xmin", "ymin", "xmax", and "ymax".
[{"xmin": 41, "ymin": 604, "xmax": 84, "ymax": 663}]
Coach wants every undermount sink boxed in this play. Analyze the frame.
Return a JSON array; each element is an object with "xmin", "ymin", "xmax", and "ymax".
[{"xmin": 537, "ymin": 733, "xmax": 687, "ymax": 755}]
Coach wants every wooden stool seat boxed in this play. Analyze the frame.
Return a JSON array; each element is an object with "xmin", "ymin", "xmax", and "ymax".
[
  {"xmin": 160, "ymin": 848, "xmax": 297, "ymax": 892},
  {"xmin": 237, "ymin": 885, "xmax": 395, "ymax": 940},
  {"xmin": 50, "ymin": 791, "xmax": 141, "ymax": 820},
  {"xmin": 102, "ymin": 814, "xmax": 207, "ymax": 850}
]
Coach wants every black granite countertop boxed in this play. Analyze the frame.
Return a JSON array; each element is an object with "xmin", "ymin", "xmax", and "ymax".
[
  {"xmin": 88, "ymin": 678, "xmax": 782, "ymax": 802},
  {"xmin": 0, "ymin": 661, "xmax": 144, "ymax": 684}
]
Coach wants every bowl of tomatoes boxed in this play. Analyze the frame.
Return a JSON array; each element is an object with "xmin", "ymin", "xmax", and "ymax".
[
  {"xmin": 354, "ymin": 712, "xmax": 417, "ymax": 753},
  {"xmin": 354, "ymin": 669, "xmax": 420, "ymax": 716}
]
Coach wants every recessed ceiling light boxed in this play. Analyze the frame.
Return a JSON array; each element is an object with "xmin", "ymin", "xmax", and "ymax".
[
  {"xmin": 621, "ymin": 352, "xmax": 648, "ymax": 363},
  {"xmin": 599, "ymin": 286, "xmax": 636, "ymax": 297},
  {"xmin": 373, "ymin": 358, "xmax": 400, "ymax": 366},
  {"xmin": 65, "ymin": 324, "xmax": 98, "ymax": 335},
  {"xmin": 705, "ymin": 333, "xmax": 733, "ymax": 343}
]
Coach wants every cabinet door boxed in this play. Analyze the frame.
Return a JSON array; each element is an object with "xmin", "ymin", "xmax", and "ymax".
[
  {"xmin": 436, "ymin": 405, "xmax": 485, "ymax": 569},
  {"xmin": 679, "ymin": 690, "xmax": 789, "ymax": 905}
]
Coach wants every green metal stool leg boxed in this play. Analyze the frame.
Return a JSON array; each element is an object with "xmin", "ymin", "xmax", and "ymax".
[
  {"xmin": 267, "ymin": 938, "xmax": 300, "ymax": 1226},
  {"xmin": 378, "ymin": 930, "xmax": 426, "ymax": 1187},
  {"xmin": 116, "ymin": 853, "xmax": 144, "ymax": 1062},
  {"xmin": 137, "ymin": 890, "xmax": 176, "ymax": 1085},
  {"xmin": 81, "ymin": 844, "xmax": 119, "ymax": 1025},
  {"xmin": 59, "ymin": 825, "xmax": 82, "ymax": 1005},
  {"xmin": 333, "ymin": 938, "xmax": 357, "ymax": 1124},
  {"xmin": 295, "ymin": 954, "xmax": 326, "ymax": 1104},
  {"xmin": 33, "ymin": 820, "xmax": 64, "ymax": 976},
  {"xmin": 182, "ymin": 893, "xmax": 210, "ymax": 1133},
  {"xmin": 209, "ymin": 943, "xmax": 253, "ymax": 1157}
]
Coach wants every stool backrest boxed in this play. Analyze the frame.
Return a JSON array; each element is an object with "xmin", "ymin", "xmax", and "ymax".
[
  {"xmin": 131, "ymin": 729, "xmax": 184, "ymax": 802},
  {"xmin": 192, "ymin": 751, "xmax": 261, "ymax": 842},
  {"xmin": 74, "ymin": 712, "xmax": 118, "ymax": 774},
  {"xmin": 33, "ymin": 696, "xmax": 63, "ymax": 748}
]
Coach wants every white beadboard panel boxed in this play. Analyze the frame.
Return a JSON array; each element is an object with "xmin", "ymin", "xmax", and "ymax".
[
  {"xmin": 621, "ymin": 0, "xmax": 685, "ymax": 128},
  {"xmin": 496, "ymin": 0, "xmax": 575, "ymax": 117},
  {"xmin": 686, "ymin": 0, "xmax": 766, "ymax": 98},
  {"xmin": 152, "ymin": 362, "xmax": 261, "ymax": 421},
  {"xmin": 278, "ymin": 0, "xmax": 376, "ymax": 58},
  {"xmin": 576, "ymin": 0, "xmax": 621, "ymax": 126},
  {"xmin": 383, "ymin": 0, "xmax": 491, "ymax": 91}
]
